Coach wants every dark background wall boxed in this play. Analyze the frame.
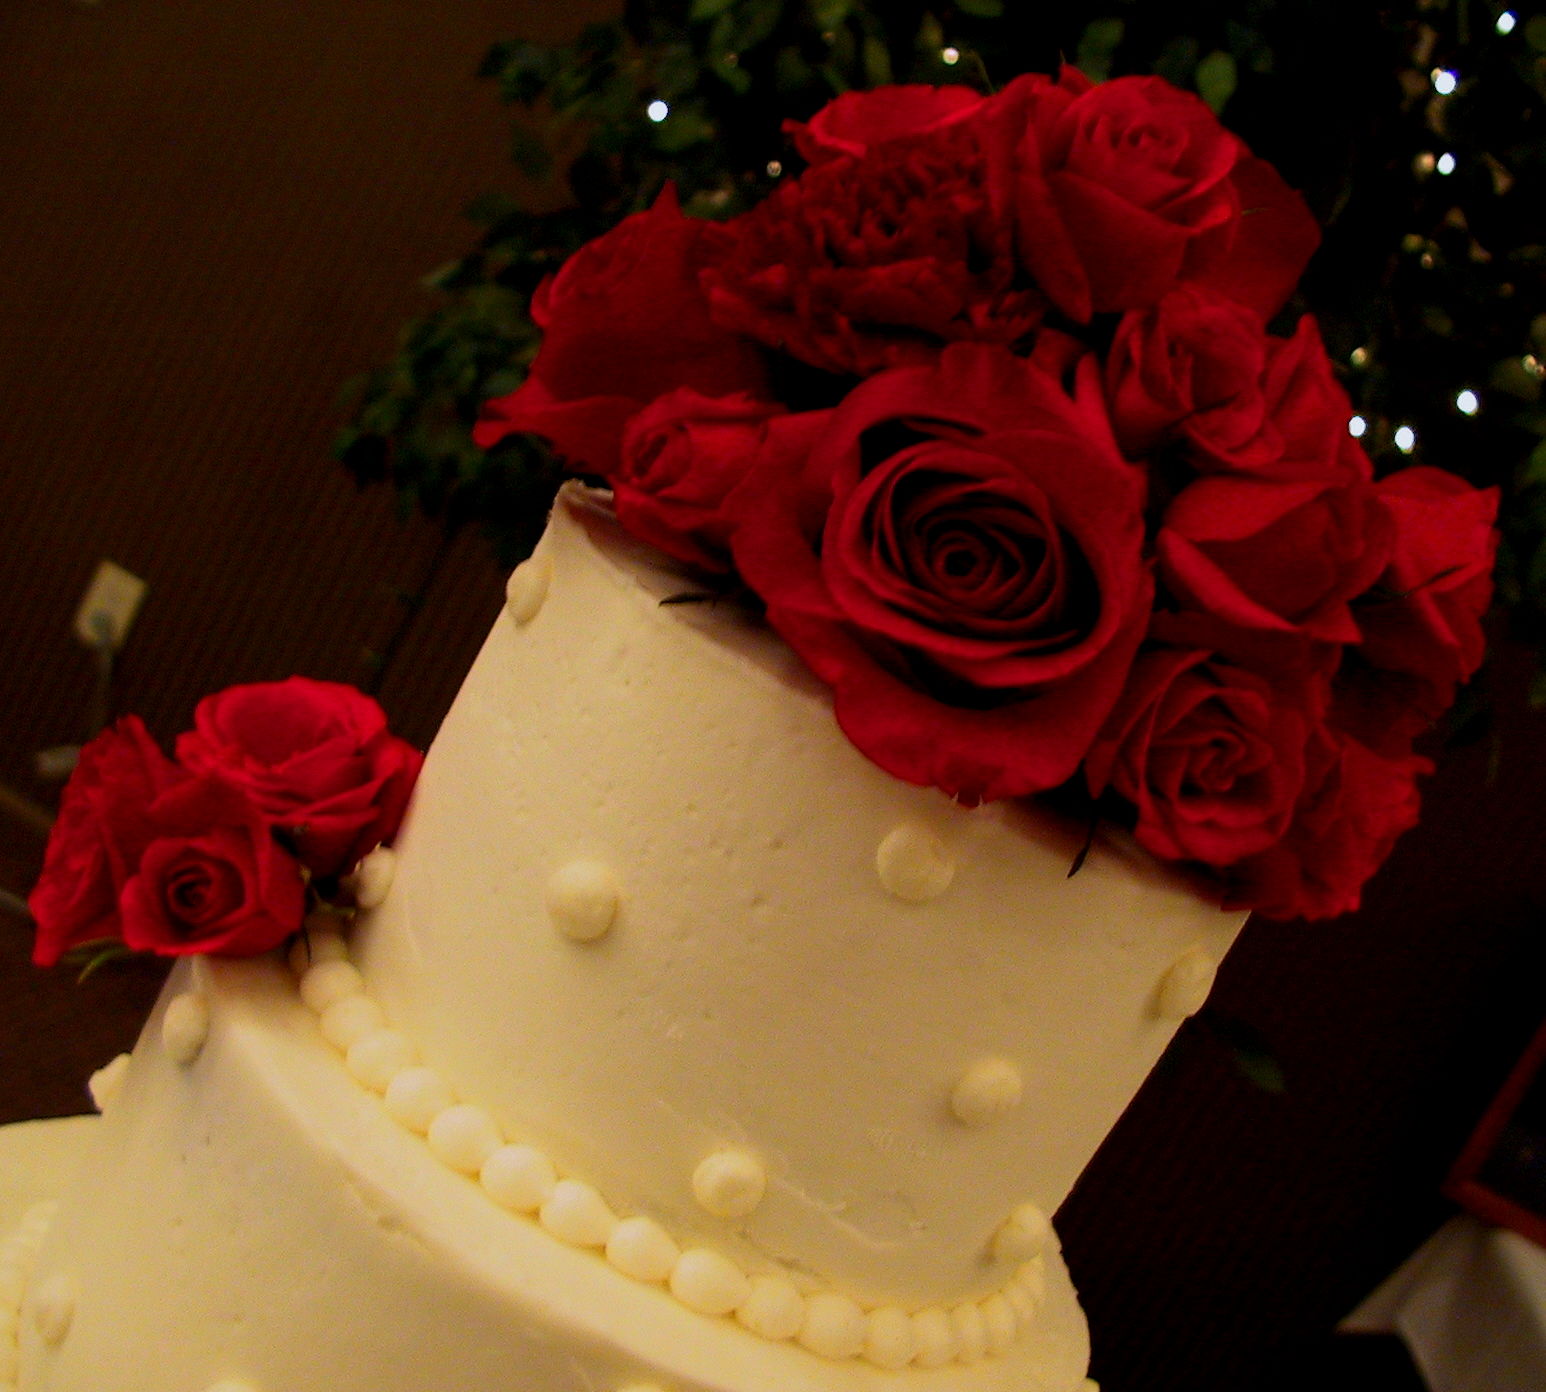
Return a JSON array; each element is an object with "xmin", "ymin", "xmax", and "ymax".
[{"xmin": 0, "ymin": 4, "xmax": 1541, "ymax": 1391}]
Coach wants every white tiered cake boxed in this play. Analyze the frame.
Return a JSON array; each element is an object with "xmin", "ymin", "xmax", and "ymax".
[{"xmin": 10, "ymin": 486, "xmax": 1248, "ymax": 1391}]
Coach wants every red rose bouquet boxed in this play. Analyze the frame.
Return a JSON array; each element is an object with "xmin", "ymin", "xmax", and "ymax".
[
  {"xmin": 29, "ymin": 679, "xmax": 422, "ymax": 966},
  {"xmin": 474, "ymin": 69, "xmax": 1500, "ymax": 921}
]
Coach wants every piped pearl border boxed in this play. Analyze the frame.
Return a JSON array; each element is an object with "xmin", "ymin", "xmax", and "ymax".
[
  {"xmin": 288, "ymin": 931, "xmax": 1051, "ymax": 1369},
  {"xmin": 0, "ymin": 1200, "xmax": 56, "ymax": 1388}
]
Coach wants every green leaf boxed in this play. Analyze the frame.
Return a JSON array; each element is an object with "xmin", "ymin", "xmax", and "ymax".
[
  {"xmin": 1196, "ymin": 50, "xmax": 1237, "ymax": 113},
  {"xmin": 1154, "ymin": 34, "xmax": 1201, "ymax": 88},
  {"xmin": 955, "ymin": 0, "xmax": 1004, "ymax": 17},
  {"xmin": 690, "ymin": 0, "xmax": 739, "ymax": 20},
  {"xmin": 1075, "ymin": 17, "xmax": 1124, "ymax": 82},
  {"xmin": 862, "ymin": 34, "xmax": 894, "ymax": 87},
  {"xmin": 809, "ymin": 0, "xmax": 853, "ymax": 28}
]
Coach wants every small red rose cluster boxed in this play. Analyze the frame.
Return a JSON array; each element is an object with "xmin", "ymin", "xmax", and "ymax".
[
  {"xmin": 474, "ymin": 70, "xmax": 1500, "ymax": 920},
  {"xmin": 28, "ymin": 679, "xmax": 421, "ymax": 965}
]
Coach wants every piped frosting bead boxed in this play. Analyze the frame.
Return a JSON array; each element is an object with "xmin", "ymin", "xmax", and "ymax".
[
  {"xmin": 345, "ymin": 1029, "xmax": 418, "ymax": 1093},
  {"xmin": 481, "ymin": 1144, "xmax": 557, "ymax": 1213},
  {"xmin": 993, "ymin": 1201, "xmax": 1051, "ymax": 1263},
  {"xmin": 87, "ymin": 1052, "xmax": 131, "ymax": 1113},
  {"xmin": 287, "ymin": 925, "xmax": 347, "ymax": 975},
  {"xmin": 669, "ymin": 1248, "xmax": 750, "ymax": 1317},
  {"xmin": 299, "ymin": 959, "xmax": 364, "ymax": 1014},
  {"xmin": 981, "ymin": 1291, "xmax": 1018, "ymax": 1354},
  {"xmin": 505, "ymin": 552, "xmax": 553, "ymax": 625},
  {"xmin": 546, "ymin": 860, "xmax": 621, "ymax": 942},
  {"xmin": 1016, "ymin": 1256, "xmax": 1049, "ymax": 1308},
  {"xmin": 31, "ymin": 1272, "xmax": 76, "ymax": 1345},
  {"xmin": 349, "ymin": 846, "xmax": 397, "ymax": 910},
  {"xmin": 319, "ymin": 994, "xmax": 386, "ymax": 1051},
  {"xmin": 875, "ymin": 823, "xmax": 955, "ymax": 902},
  {"xmin": 1157, "ymin": 945, "xmax": 1219, "ymax": 1019},
  {"xmin": 539, "ymin": 1180, "xmax": 617, "ymax": 1249},
  {"xmin": 950, "ymin": 1056, "xmax": 1023, "ymax": 1127},
  {"xmin": 798, "ymin": 1292, "xmax": 868, "ymax": 1360},
  {"xmin": 691, "ymin": 1147, "xmax": 766, "ymax": 1219},
  {"xmin": 606, "ymin": 1216, "xmax": 680, "ymax": 1284},
  {"xmin": 427, "ymin": 1104, "xmax": 503, "ymax": 1175},
  {"xmin": 863, "ymin": 1306, "xmax": 915, "ymax": 1370},
  {"xmin": 162, "ymin": 992, "xmax": 211, "ymax": 1065},
  {"xmin": 735, "ymin": 1274, "xmax": 806, "ymax": 1342},
  {"xmin": 951, "ymin": 1300, "xmax": 989, "ymax": 1364},
  {"xmin": 384, "ymin": 1066, "xmax": 456, "ymax": 1135},
  {"xmin": 909, "ymin": 1307, "xmax": 958, "ymax": 1368}
]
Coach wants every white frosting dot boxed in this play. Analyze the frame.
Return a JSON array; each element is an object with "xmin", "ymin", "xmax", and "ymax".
[
  {"xmin": 162, "ymin": 992, "xmax": 211, "ymax": 1065},
  {"xmin": 606, "ymin": 1215, "xmax": 680, "ymax": 1284},
  {"xmin": 909, "ymin": 1307, "xmax": 958, "ymax": 1367},
  {"xmin": 540, "ymin": 1180, "xmax": 617, "ymax": 1248},
  {"xmin": 349, "ymin": 846, "xmax": 397, "ymax": 910},
  {"xmin": 427, "ymin": 1104, "xmax": 503, "ymax": 1174},
  {"xmin": 669, "ymin": 1247, "xmax": 750, "ymax": 1317},
  {"xmin": 981, "ymin": 1291, "xmax": 1018, "ymax": 1353},
  {"xmin": 735, "ymin": 1273, "xmax": 806, "ymax": 1341},
  {"xmin": 1157, "ymin": 945, "xmax": 1219, "ymax": 1019},
  {"xmin": 993, "ymin": 1201, "xmax": 1051, "ymax": 1263},
  {"xmin": 87, "ymin": 1052, "xmax": 131, "ymax": 1113},
  {"xmin": 799, "ymin": 1291, "xmax": 868, "ymax": 1360},
  {"xmin": 950, "ymin": 1056, "xmax": 1023, "ymax": 1127},
  {"xmin": 384, "ymin": 1066, "xmax": 456, "ymax": 1135},
  {"xmin": 345, "ymin": 1029, "xmax": 418, "ymax": 1093},
  {"xmin": 691, "ymin": 1148, "xmax": 766, "ymax": 1219},
  {"xmin": 875, "ymin": 823, "xmax": 955, "ymax": 902},
  {"xmin": 951, "ymin": 1300, "xmax": 988, "ymax": 1364},
  {"xmin": 547, "ymin": 860, "xmax": 621, "ymax": 942},
  {"xmin": 1004, "ymin": 1272, "xmax": 1039, "ymax": 1329},
  {"xmin": 299, "ymin": 959, "xmax": 364, "ymax": 1014},
  {"xmin": 319, "ymin": 994, "xmax": 386, "ymax": 1051},
  {"xmin": 1017, "ymin": 1255, "xmax": 1049, "ymax": 1306},
  {"xmin": 288, "ymin": 926, "xmax": 347, "ymax": 975},
  {"xmin": 19, "ymin": 1201, "xmax": 56, "ymax": 1241},
  {"xmin": 31, "ymin": 1272, "xmax": 76, "ymax": 1345},
  {"xmin": 481, "ymin": 1144, "xmax": 557, "ymax": 1213},
  {"xmin": 863, "ymin": 1306, "xmax": 915, "ymax": 1369},
  {"xmin": 505, "ymin": 552, "xmax": 553, "ymax": 625}
]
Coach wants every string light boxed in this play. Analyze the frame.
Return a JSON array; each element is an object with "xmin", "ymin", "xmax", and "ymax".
[
  {"xmin": 766, "ymin": 160, "xmax": 783, "ymax": 178},
  {"xmin": 942, "ymin": 47, "xmax": 962, "ymax": 65},
  {"xmin": 1456, "ymin": 389, "xmax": 1480, "ymax": 415},
  {"xmin": 1350, "ymin": 347, "xmax": 1371, "ymax": 369},
  {"xmin": 1497, "ymin": 11, "xmax": 1517, "ymax": 35},
  {"xmin": 1394, "ymin": 425, "xmax": 1417, "ymax": 453},
  {"xmin": 1348, "ymin": 415, "xmax": 1369, "ymax": 439},
  {"xmin": 646, "ymin": 100, "xmax": 670, "ymax": 123},
  {"xmin": 1436, "ymin": 152, "xmax": 1457, "ymax": 176},
  {"xmin": 1432, "ymin": 68, "xmax": 1459, "ymax": 95}
]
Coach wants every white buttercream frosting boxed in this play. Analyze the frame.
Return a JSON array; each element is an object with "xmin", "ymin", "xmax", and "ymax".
[
  {"xmin": 950, "ymin": 1057, "xmax": 1024, "ymax": 1128},
  {"xmin": 875, "ymin": 823, "xmax": 956, "ymax": 903},
  {"xmin": 505, "ymin": 552, "xmax": 553, "ymax": 625},
  {"xmin": 1157, "ymin": 946, "xmax": 1220, "ymax": 1019},
  {"xmin": 161, "ymin": 992, "xmax": 211, "ymax": 1066}
]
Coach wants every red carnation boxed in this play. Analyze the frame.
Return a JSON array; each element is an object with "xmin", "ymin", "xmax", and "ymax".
[
  {"xmin": 176, "ymin": 678, "xmax": 421, "ymax": 879},
  {"xmin": 29, "ymin": 716, "xmax": 183, "ymax": 966},
  {"xmin": 731, "ymin": 343, "xmax": 1151, "ymax": 803}
]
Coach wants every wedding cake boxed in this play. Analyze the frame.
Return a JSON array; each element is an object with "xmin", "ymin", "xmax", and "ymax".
[
  {"xmin": 7, "ymin": 67, "xmax": 1497, "ymax": 1392},
  {"xmin": 8, "ymin": 486, "xmax": 1248, "ymax": 1391}
]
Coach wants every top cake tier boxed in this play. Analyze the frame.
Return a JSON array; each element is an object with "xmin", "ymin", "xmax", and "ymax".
[{"xmin": 351, "ymin": 484, "xmax": 1247, "ymax": 1311}]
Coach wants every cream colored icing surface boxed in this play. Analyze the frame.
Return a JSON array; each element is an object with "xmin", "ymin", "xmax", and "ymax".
[
  {"xmin": 17, "ymin": 957, "xmax": 1090, "ymax": 1392},
  {"xmin": 353, "ymin": 485, "xmax": 1249, "ymax": 1309}
]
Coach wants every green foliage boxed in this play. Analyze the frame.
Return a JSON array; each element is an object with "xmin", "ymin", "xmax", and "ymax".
[{"xmin": 338, "ymin": 0, "xmax": 1546, "ymax": 683}]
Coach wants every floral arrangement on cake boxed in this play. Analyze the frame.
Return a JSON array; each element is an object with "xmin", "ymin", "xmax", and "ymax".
[
  {"xmin": 27, "ymin": 679, "xmax": 421, "ymax": 966},
  {"xmin": 472, "ymin": 70, "xmax": 1500, "ymax": 921}
]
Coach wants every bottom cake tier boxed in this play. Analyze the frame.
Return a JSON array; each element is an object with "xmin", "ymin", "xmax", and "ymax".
[{"xmin": 11, "ymin": 955, "xmax": 1091, "ymax": 1392}]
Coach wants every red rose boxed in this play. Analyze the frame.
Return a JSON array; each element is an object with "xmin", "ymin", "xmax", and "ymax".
[
  {"xmin": 1356, "ymin": 467, "xmax": 1499, "ymax": 705},
  {"xmin": 1157, "ymin": 474, "xmax": 1395, "ymax": 643},
  {"xmin": 730, "ymin": 343, "xmax": 1152, "ymax": 803},
  {"xmin": 784, "ymin": 85, "xmax": 986, "ymax": 163},
  {"xmin": 1104, "ymin": 285, "xmax": 1274, "ymax": 461},
  {"xmin": 29, "ymin": 716, "xmax": 182, "ymax": 967},
  {"xmin": 610, "ymin": 389, "xmax": 789, "ymax": 573},
  {"xmin": 176, "ymin": 678, "xmax": 422, "ymax": 879},
  {"xmin": 119, "ymin": 776, "xmax": 305, "ymax": 957},
  {"xmin": 1084, "ymin": 621, "xmax": 1327, "ymax": 868},
  {"xmin": 473, "ymin": 187, "xmax": 768, "ymax": 473},
  {"xmin": 701, "ymin": 119, "xmax": 1043, "ymax": 377},
  {"xmin": 1225, "ymin": 726, "xmax": 1431, "ymax": 921},
  {"xmin": 983, "ymin": 68, "xmax": 1319, "ymax": 323}
]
